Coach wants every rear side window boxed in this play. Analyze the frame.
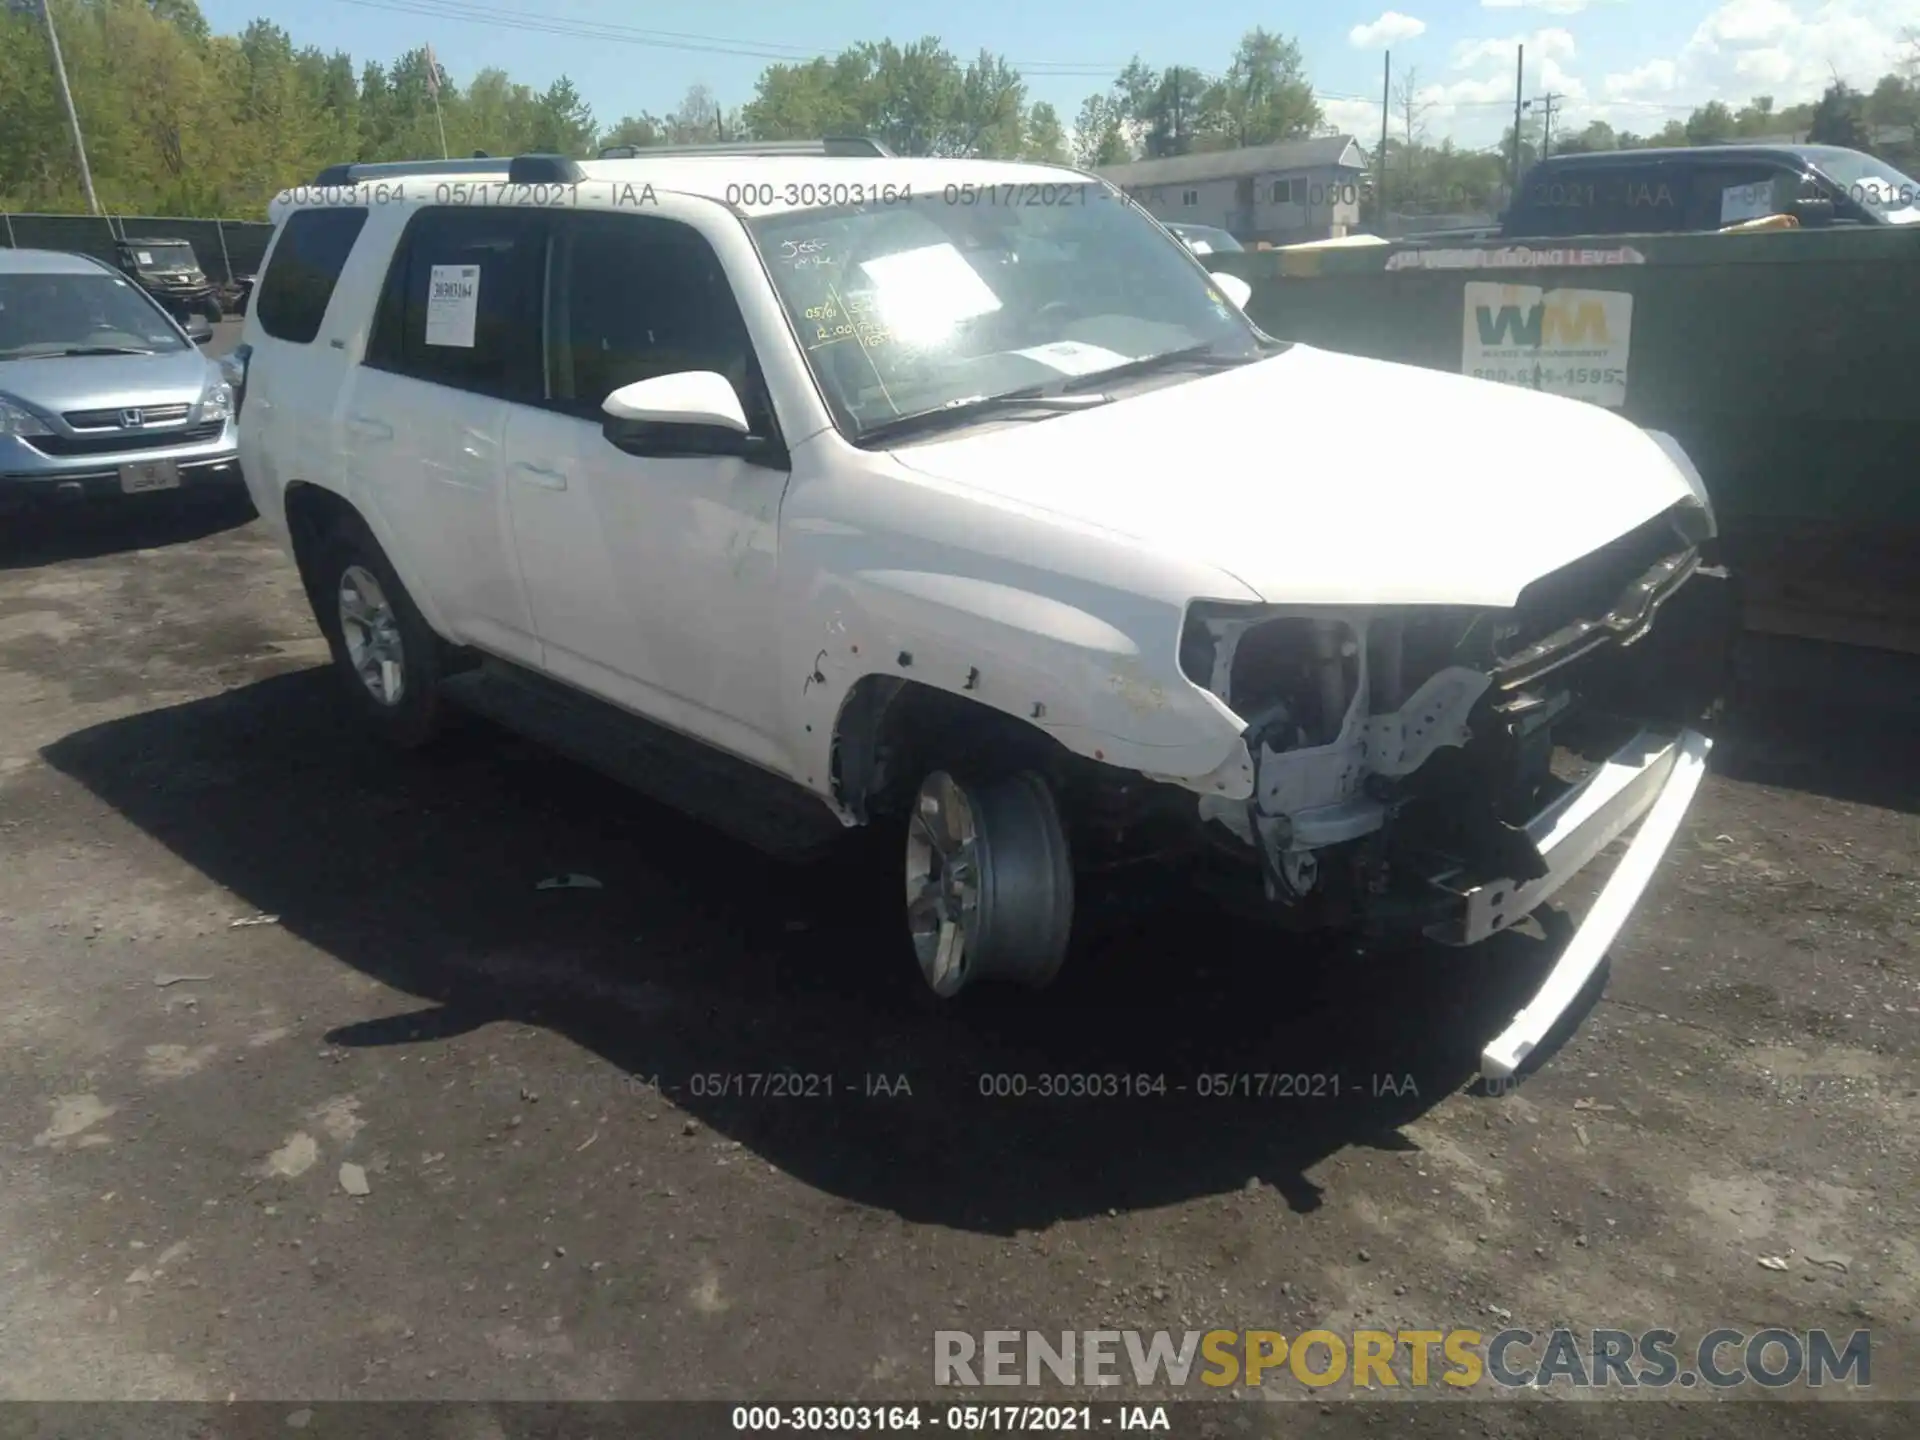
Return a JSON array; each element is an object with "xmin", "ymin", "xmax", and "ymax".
[
  {"xmin": 363, "ymin": 207, "xmax": 546, "ymax": 401},
  {"xmin": 1683, "ymin": 163, "xmax": 1792, "ymax": 230},
  {"xmin": 256, "ymin": 208, "xmax": 368, "ymax": 344},
  {"xmin": 1515, "ymin": 164, "xmax": 1685, "ymax": 237}
]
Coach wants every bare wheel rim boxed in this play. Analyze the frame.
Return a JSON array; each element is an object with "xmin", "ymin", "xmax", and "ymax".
[
  {"xmin": 905, "ymin": 772, "xmax": 982, "ymax": 998},
  {"xmin": 337, "ymin": 564, "xmax": 406, "ymax": 707}
]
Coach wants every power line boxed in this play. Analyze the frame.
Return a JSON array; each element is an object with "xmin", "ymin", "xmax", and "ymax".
[
  {"xmin": 330, "ymin": 0, "xmax": 1127, "ymax": 75},
  {"xmin": 1533, "ymin": 90, "xmax": 1564, "ymax": 155},
  {"xmin": 326, "ymin": 0, "xmax": 1744, "ymax": 123}
]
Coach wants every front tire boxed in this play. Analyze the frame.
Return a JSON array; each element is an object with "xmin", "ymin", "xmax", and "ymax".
[
  {"xmin": 311, "ymin": 521, "xmax": 446, "ymax": 749},
  {"xmin": 904, "ymin": 769, "xmax": 1074, "ymax": 997}
]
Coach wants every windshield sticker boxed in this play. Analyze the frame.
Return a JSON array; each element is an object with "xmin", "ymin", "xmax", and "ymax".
[
  {"xmin": 1387, "ymin": 245, "xmax": 1647, "ymax": 271},
  {"xmin": 1720, "ymin": 180, "xmax": 1776, "ymax": 226},
  {"xmin": 425, "ymin": 264, "xmax": 480, "ymax": 348},
  {"xmin": 136, "ymin": 251, "xmax": 153, "ymax": 265},
  {"xmin": 1462, "ymin": 282, "xmax": 1632, "ymax": 409},
  {"xmin": 856, "ymin": 244, "xmax": 1001, "ymax": 345},
  {"xmin": 1011, "ymin": 341, "xmax": 1132, "ymax": 376}
]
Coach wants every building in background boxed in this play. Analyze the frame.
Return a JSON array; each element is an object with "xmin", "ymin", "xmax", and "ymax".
[{"xmin": 1097, "ymin": 136, "xmax": 1369, "ymax": 246}]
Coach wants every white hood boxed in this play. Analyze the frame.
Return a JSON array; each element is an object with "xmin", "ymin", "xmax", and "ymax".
[{"xmin": 888, "ymin": 345, "xmax": 1700, "ymax": 608}]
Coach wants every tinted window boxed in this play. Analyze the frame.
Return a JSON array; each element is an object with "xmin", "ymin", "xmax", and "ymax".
[
  {"xmin": 1514, "ymin": 163, "xmax": 1686, "ymax": 236},
  {"xmin": 545, "ymin": 211, "xmax": 773, "ymax": 432},
  {"xmin": 1683, "ymin": 162, "xmax": 1793, "ymax": 230},
  {"xmin": 256, "ymin": 207, "xmax": 368, "ymax": 344},
  {"xmin": 364, "ymin": 207, "xmax": 546, "ymax": 399}
]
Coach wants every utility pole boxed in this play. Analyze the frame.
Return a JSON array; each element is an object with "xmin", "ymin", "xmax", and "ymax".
[
  {"xmin": 1169, "ymin": 67, "xmax": 1183, "ymax": 156},
  {"xmin": 1378, "ymin": 50, "xmax": 1391, "ymax": 223},
  {"xmin": 1510, "ymin": 45, "xmax": 1526, "ymax": 192},
  {"xmin": 1535, "ymin": 91, "xmax": 1564, "ymax": 159},
  {"xmin": 36, "ymin": 0, "xmax": 100, "ymax": 215}
]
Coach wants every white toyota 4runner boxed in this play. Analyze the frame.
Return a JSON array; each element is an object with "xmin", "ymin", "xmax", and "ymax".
[{"xmin": 231, "ymin": 141, "xmax": 1733, "ymax": 1079}]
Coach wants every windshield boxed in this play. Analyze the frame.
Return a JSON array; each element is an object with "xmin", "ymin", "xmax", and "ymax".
[
  {"xmin": 1807, "ymin": 150, "xmax": 1920, "ymax": 223},
  {"xmin": 127, "ymin": 242, "xmax": 199, "ymax": 271},
  {"xmin": 0, "ymin": 272, "xmax": 188, "ymax": 358},
  {"xmin": 744, "ymin": 184, "xmax": 1268, "ymax": 441}
]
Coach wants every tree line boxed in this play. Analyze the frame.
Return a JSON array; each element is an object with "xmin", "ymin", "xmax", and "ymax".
[
  {"xmin": 1380, "ymin": 43, "xmax": 1919, "ymax": 218},
  {"xmin": 2, "ymin": 0, "xmax": 1916, "ymax": 219}
]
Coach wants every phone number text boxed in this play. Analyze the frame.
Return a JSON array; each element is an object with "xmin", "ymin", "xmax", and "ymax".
[{"xmin": 1474, "ymin": 366, "xmax": 1626, "ymax": 386}]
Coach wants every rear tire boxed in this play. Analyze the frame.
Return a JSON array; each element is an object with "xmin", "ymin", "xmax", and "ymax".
[{"xmin": 310, "ymin": 520, "xmax": 446, "ymax": 750}]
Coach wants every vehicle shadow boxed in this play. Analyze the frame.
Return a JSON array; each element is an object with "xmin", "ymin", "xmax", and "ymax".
[
  {"xmin": 1713, "ymin": 630, "xmax": 1920, "ymax": 814},
  {"xmin": 0, "ymin": 491, "xmax": 257, "ymax": 572},
  {"xmin": 40, "ymin": 666, "xmax": 1587, "ymax": 1235}
]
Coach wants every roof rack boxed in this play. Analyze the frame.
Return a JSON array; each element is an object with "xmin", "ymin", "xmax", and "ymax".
[
  {"xmin": 595, "ymin": 136, "xmax": 894, "ymax": 160},
  {"xmin": 311, "ymin": 153, "xmax": 585, "ymax": 186}
]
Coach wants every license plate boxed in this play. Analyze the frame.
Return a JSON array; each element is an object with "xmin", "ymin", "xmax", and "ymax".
[{"xmin": 119, "ymin": 459, "xmax": 181, "ymax": 494}]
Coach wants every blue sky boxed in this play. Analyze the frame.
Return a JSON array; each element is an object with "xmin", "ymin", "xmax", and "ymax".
[{"xmin": 196, "ymin": 0, "xmax": 1920, "ymax": 150}]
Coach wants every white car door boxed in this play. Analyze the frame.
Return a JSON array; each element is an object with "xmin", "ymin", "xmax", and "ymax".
[
  {"xmin": 343, "ymin": 205, "xmax": 548, "ymax": 668},
  {"xmin": 501, "ymin": 207, "xmax": 791, "ymax": 774}
]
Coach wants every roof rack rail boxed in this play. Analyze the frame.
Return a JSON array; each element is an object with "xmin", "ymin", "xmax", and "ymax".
[
  {"xmin": 595, "ymin": 135, "xmax": 893, "ymax": 160},
  {"xmin": 310, "ymin": 153, "xmax": 586, "ymax": 186}
]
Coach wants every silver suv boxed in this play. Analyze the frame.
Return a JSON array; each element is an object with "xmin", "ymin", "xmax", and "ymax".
[{"xmin": 0, "ymin": 248, "xmax": 241, "ymax": 514}]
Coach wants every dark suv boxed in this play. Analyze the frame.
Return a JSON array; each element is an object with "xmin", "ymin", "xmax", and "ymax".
[
  {"xmin": 1502, "ymin": 144, "xmax": 1920, "ymax": 238},
  {"xmin": 113, "ymin": 237, "xmax": 225, "ymax": 324}
]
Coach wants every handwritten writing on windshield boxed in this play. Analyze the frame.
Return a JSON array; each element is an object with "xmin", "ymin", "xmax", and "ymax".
[
  {"xmin": 803, "ymin": 294, "xmax": 889, "ymax": 350},
  {"xmin": 778, "ymin": 238, "xmax": 834, "ymax": 269}
]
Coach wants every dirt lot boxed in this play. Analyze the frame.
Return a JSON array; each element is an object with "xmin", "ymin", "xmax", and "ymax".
[{"xmin": 1, "ymin": 416, "xmax": 1915, "ymax": 1433}]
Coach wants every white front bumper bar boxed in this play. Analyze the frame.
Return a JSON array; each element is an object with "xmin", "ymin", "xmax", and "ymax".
[{"xmin": 1437, "ymin": 727, "xmax": 1713, "ymax": 1081}]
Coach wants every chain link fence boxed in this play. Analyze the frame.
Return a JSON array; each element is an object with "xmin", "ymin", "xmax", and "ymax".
[{"xmin": 0, "ymin": 212, "xmax": 276, "ymax": 282}]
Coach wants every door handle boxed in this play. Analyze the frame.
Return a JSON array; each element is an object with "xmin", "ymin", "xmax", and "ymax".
[
  {"xmin": 511, "ymin": 461, "xmax": 568, "ymax": 491},
  {"xmin": 346, "ymin": 415, "xmax": 393, "ymax": 441}
]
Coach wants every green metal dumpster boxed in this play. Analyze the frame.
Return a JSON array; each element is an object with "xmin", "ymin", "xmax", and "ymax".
[{"xmin": 1212, "ymin": 228, "xmax": 1920, "ymax": 651}]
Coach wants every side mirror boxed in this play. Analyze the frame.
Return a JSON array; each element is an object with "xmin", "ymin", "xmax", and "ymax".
[
  {"xmin": 1789, "ymin": 196, "xmax": 1835, "ymax": 227},
  {"xmin": 601, "ymin": 371, "xmax": 787, "ymax": 466},
  {"xmin": 604, "ymin": 371, "xmax": 749, "ymax": 432},
  {"xmin": 1209, "ymin": 272, "xmax": 1253, "ymax": 311},
  {"xmin": 191, "ymin": 328, "xmax": 213, "ymax": 345}
]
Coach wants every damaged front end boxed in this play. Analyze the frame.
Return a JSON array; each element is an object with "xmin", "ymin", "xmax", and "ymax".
[{"xmin": 1178, "ymin": 499, "xmax": 1734, "ymax": 1076}]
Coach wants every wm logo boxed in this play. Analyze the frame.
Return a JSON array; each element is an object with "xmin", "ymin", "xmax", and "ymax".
[{"xmin": 1475, "ymin": 300, "xmax": 1611, "ymax": 348}]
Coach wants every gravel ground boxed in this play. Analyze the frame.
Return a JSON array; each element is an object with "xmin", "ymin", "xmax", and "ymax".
[{"xmin": 0, "ymin": 382, "xmax": 1913, "ymax": 1435}]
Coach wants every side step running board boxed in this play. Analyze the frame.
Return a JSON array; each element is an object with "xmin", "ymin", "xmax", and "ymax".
[{"xmin": 440, "ymin": 661, "xmax": 851, "ymax": 861}]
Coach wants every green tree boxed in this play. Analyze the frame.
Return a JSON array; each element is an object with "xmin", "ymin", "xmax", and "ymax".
[
  {"xmin": 598, "ymin": 112, "xmax": 665, "ymax": 152},
  {"xmin": 1022, "ymin": 101, "xmax": 1066, "ymax": 164},
  {"xmin": 1198, "ymin": 28, "xmax": 1319, "ymax": 149},
  {"xmin": 529, "ymin": 76, "xmax": 594, "ymax": 157},
  {"xmin": 1807, "ymin": 79, "xmax": 1868, "ymax": 148},
  {"xmin": 1684, "ymin": 99, "xmax": 1736, "ymax": 144},
  {"xmin": 1071, "ymin": 93, "xmax": 1128, "ymax": 167}
]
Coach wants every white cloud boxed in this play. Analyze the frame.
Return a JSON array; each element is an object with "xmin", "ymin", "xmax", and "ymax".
[
  {"xmin": 1322, "ymin": 96, "xmax": 1390, "ymax": 134},
  {"xmin": 1452, "ymin": 27, "xmax": 1577, "ymax": 70},
  {"xmin": 1603, "ymin": 59, "xmax": 1680, "ymax": 97},
  {"xmin": 1350, "ymin": 12, "xmax": 1429, "ymax": 48},
  {"xmin": 1400, "ymin": 0, "xmax": 1920, "ymax": 148},
  {"xmin": 1693, "ymin": 0, "xmax": 1797, "ymax": 45},
  {"xmin": 1599, "ymin": 0, "xmax": 1920, "ymax": 119}
]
